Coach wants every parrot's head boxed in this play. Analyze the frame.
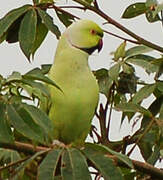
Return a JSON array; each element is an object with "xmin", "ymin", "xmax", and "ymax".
[{"xmin": 65, "ymin": 19, "xmax": 103, "ymax": 54}]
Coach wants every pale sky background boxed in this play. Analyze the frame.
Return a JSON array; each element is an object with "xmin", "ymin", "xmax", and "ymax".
[{"xmin": 0, "ymin": 0, "xmax": 163, "ymax": 168}]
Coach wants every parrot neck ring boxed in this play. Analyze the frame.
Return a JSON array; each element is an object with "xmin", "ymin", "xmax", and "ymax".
[
  {"xmin": 78, "ymin": 39, "xmax": 103, "ymax": 55},
  {"xmin": 68, "ymin": 38, "xmax": 103, "ymax": 55}
]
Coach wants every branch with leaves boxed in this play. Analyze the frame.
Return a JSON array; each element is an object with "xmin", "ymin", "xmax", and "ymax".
[{"xmin": 1, "ymin": 141, "xmax": 163, "ymax": 179}]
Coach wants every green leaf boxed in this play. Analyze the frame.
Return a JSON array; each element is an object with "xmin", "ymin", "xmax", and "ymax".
[
  {"xmin": 91, "ymin": 143, "xmax": 133, "ymax": 169},
  {"xmin": 122, "ymin": 63, "xmax": 135, "ymax": 74},
  {"xmin": 145, "ymin": 0, "xmax": 161, "ymax": 23},
  {"xmin": 19, "ymin": 8, "xmax": 37, "ymax": 60},
  {"xmin": 24, "ymin": 68, "xmax": 61, "ymax": 91},
  {"xmin": 0, "ymin": 102, "xmax": 14, "ymax": 143},
  {"xmin": 0, "ymin": 5, "xmax": 31, "ymax": 38},
  {"xmin": 7, "ymin": 103, "xmax": 50, "ymax": 144},
  {"xmin": 56, "ymin": 10, "xmax": 74, "ymax": 27},
  {"xmin": 126, "ymin": 54, "xmax": 158, "ymax": 74},
  {"xmin": 145, "ymin": 10, "xmax": 160, "ymax": 23},
  {"xmin": 132, "ymin": 84, "xmax": 156, "ymax": 103},
  {"xmin": 6, "ymin": 15, "xmax": 24, "ymax": 43},
  {"xmin": 160, "ymin": 150, "xmax": 163, "ymax": 158},
  {"xmin": 115, "ymin": 102, "xmax": 152, "ymax": 117},
  {"xmin": 147, "ymin": 145, "xmax": 160, "ymax": 165},
  {"xmin": 33, "ymin": 0, "xmax": 40, "ymax": 4},
  {"xmin": 61, "ymin": 148, "xmax": 91, "ymax": 180},
  {"xmin": 0, "ymin": 148, "xmax": 21, "ymax": 164},
  {"xmin": 117, "ymin": 72, "xmax": 137, "ymax": 94},
  {"xmin": 146, "ymin": 0, "xmax": 158, "ymax": 7},
  {"xmin": 118, "ymin": 65, "xmax": 137, "ymax": 94},
  {"xmin": 122, "ymin": 3, "xmax": 147, "ymax": 19},
  {"xmin": 83, "ymin": 144, "xmax": 123, "ymax": 180},
  {"xmin": 41, "ymin": 64, "xmax": 51, "ymax": 74},
  {"xmin": 114, "ymin": 41, "xmax": 126, "ymax": 61},
  {"xmin": 153, "ymin": 86, "xmax": 163, "ymax": 99},
  {"xmin": 38, "ymin": 148, "xmax": 63, "ymax": 180},
  {"xmin": 37, "ymin": 8, "xmax": 61, "ymax": 39},
  {"xmin": 138, "ymin": 127, "xmax": 158, "ymax": 161},
  {"xmin": 151, "ymin": 58, "xmax": 163, "ymax": 78},
  {"xmin": 93, "ymin": 68, "xmax": 113, "ymax": 97},
  {"xmin": 20, "ymin": 84, "xmax": 43, "ymax": 100},
  {"xmin": 6, "ymin": 71, "xmax": 22, "ymax": 82},
  {"xmin": 39, "ymin": 0, "xmax": 54, "ymax": 3},
  {"xmin": 125, "ymin": 45, "xmax": 153, "ymax": 59},
  {"xmin": 21, "ymin": 103, "xmax": 53, "ymax": 137},
  {"xmin": 0, "ymin": 149, "xmax": 22, "ymax": 179},
  {"xmin": 32, "ymin": 20, "xmax": 48, "ymax": 58},
  {"xmin": 121, "ymin": 167, "xmax": 136, "ymax": 180},
  {"xmin": 83, "ymin": 0, "xmax": 93, "ymax": 4},
  {"xmin": 108, "ymin": 63, "xmax": 121, "ymax": 82},
  {"xmin": 159, "ymin": 102, "xmax": 163, "ymax": 120},
  {"xmin": 0, "ymin": 33, "xmax": 7, "ymax": 43},
  {"xmin": 141, "ymin": 96, "xmax": 163, "ymax": 127},
  {"xmin": 159, "ymin": 103, "xmax": 163, "ymax": 134},
  {"xmin": 14, "ymin": 150, "xmax": 46, "ymax": 178},
  {"xmin": 61, "ymin": 149, "xmax": 74, "ymax": 180},
  {"xmin": 156, "ymin": 81, "xmax": 163, "ymax": 93},
  {"xmin": 21, "ymin": 79, "xmax": 50, "ymax": 98},
  {"xmin": 152, "ymin": 3, "xmax": 163, "ymax": 18},
  {"xmin": 114, "ymin": 93, "xmax": 127, "ymax": 106}
]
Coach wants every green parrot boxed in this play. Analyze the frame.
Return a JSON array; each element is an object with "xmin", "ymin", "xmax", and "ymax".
[{"xmin": 48, "ymin": 19, "xmax": 103, "ymax": 145}]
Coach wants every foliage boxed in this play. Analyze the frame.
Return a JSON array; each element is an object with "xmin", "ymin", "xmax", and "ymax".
[{"xmin": 0, "ymin": 0, "xmax": 163, "ymax": 179}]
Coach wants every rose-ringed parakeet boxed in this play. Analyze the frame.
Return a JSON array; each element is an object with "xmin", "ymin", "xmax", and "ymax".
[{"xmin": 48, "ymin": 19, "xmax": 103, "ymax": 145}]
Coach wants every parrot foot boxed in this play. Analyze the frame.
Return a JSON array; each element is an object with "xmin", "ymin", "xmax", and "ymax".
[
  {"xmin": 52, "ymin": 140, "xmax": 73, "ymax": 148},
  {"xmin": 52, "ymin": 140, "xmax": 66, "ymax": 148}
]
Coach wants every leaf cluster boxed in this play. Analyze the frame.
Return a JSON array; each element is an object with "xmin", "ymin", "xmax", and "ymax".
[
  {"xmin": 0, "ymin": 1, "xmax": 77, "ymax": 61},
  {"xmin": 93, "ymin": 41, "xmax": 163, "ymax": 179},
  {"xmin": 0, "ymin": 65, "xmax": 61, "ymax": 145},
  {"xmin": 122, "ymin": 0, "xmax": 163, "ymax": 23}
]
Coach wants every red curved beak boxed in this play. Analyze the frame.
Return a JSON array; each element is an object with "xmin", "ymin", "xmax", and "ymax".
[{"xmin": 98, "ymin": 39, "xmax": 103, "ymax": 53}]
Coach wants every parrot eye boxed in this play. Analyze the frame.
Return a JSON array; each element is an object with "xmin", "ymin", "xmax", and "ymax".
[{"xmin": 90, "ymin": 29, "xmax": 96, "ymax": 35}]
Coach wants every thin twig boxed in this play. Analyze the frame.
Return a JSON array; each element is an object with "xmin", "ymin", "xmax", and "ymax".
[
  {"xmin": 94, "ymin": 0, "xmax": 99, "ymax": 10},
  {"xmin": 99, "ymin": 103, "xmax": 107, "ymax": 143},
  {"xmin": 96, "ymin": 174, "xmax": 102, "ymax": 180},
  {"xmin": 95, "ymin": 111, "xmax": 100, "ymax": 119},
  {"xmin": 106, "ymin": 93, "xmax": 114, "ymax": 140},
  {"xmin": 131, "ymin": 159, "xmax": 163, "ymax": 179},
  {"xmin": 127, "ymin": 117, "xmax": 155, "ymax": 156},
  {"xmin": 92, "ymin": 126, "xmax": 101, "ymax": 142},
  {"xmin": 59, "ymin": 5, "xmax": 86, "ymax": 10},
  {"xmin": 103, "ymin": 29, "xmax": 140, "ymax": 45},
  {"xmin": 104, "ymin": 99, "xmax": 109, "ymax": 112},
  {"xmin": 50, "ymin": 4, "xmax": 80, "ymax": 20},
  {"xmin": 0, "ymin": 156, "xmax": 30, "ymax": 172},
  {"xmin": 0, "ymin": 141, "xmax": 51, "ymax": 154}
]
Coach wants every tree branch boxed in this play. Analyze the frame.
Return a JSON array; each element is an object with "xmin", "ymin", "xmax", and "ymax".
[
  {"xmin": 59, "ymin": 5, "xmax": 85, "ymax": 10},
  {"xmin": 130, "ymin": 159, "xmax": 163, "ymax": 179},
  {"xmin": 0, "ymin": 141, "xmax": 51, "ymax": 154},
  {"xmin": 98, "ymin": 103, "xmax": 108, "ymax": 144},
  {"xmin": 103, "ymin": 29, "xmax": 140, "ymax": 45},
  {"xmin": 0, "ymin": 156, "xmax": 30, "ymax": 171},
  {"xmin": 1, "ymin": 141, "xmax": 163, "ymax": 179},
  {"xmin": 127, "ymin": 117, "xmax": 155, "ymax": 156},
  {"xmin": 0, "ymin": 141, "xmax": 163, "ymax": 180},
  {"xmin": 72, "ymin": 0, "xmax": 163, "ymax": 53},
  {"xmin": 50, "ymin": 4, "xmax": 80, "ymax": 20}
]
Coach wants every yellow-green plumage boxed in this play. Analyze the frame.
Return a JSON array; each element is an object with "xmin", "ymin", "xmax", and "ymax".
[{"xmin": 48, "ymin": 20, "xmax": 103, "ymax": 145}]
